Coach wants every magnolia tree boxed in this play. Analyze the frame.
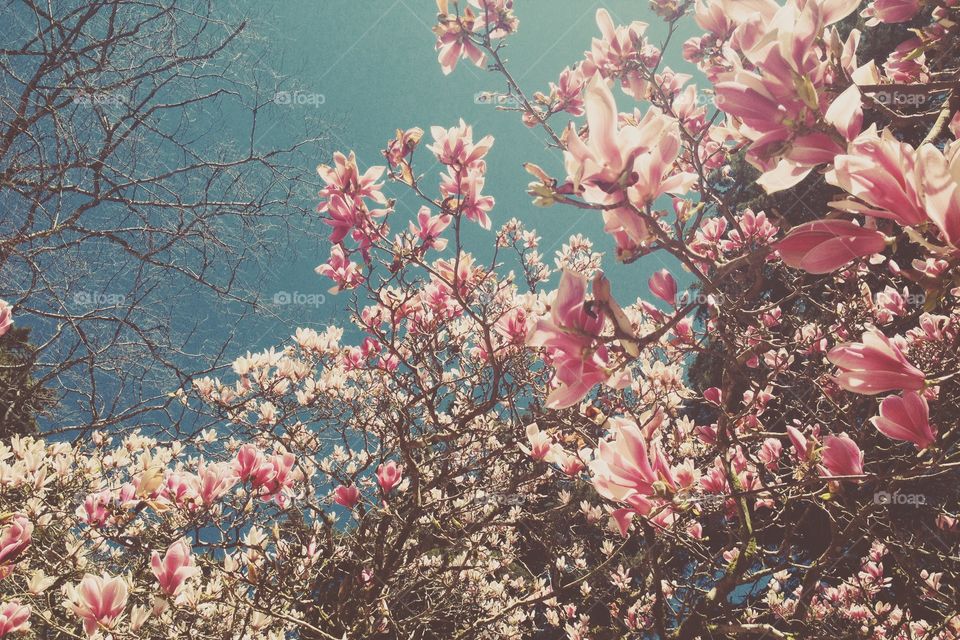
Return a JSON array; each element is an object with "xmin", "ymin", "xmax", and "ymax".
[{"xmin": 1, "ymin": 0, "xmax": 960, "ymax": 638}]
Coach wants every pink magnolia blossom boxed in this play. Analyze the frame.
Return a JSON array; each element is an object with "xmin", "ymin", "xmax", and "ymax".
[
  {"xmin": 759, "ymin": 438, "xmax": 783, "ymax": 470},
  {"xmin": 0, "ymin": 516, "xmax": 31, "ymax": 567},
  {"xmin": 871, "ymin": 392, "xmax": 937, "ymax": 449},
  {"xmin": 439, "ymin": 166, "xmax": 495, "ymax": 229},
  {"xmin": 151, "ymin": 540, "xmax": 200, "ymax": 597},
  {"xmin": 828, "ymin": 329, "xmax": 925, "ymax": 395},
  {"xmin": 564, "ymin": 75, "xmax": 693, "ymax": 258},
  {"xmin": 521, "ymin": 423, "xmax": 555, "ymax": 462},
  {"xmin": 235, "ymin": 445, "xmax": 297, "ymax": 504},
  {"xmin": 590, "ymin": 417, "xmax": 662, "ymax": 537},
  {"xmin": 333, "ymin": 485, "xmax": 361, "ymax": 509},
  {"xmin": 648, "ymin": 269, "xmax": 677, "ymax": 305},
  {"xmin": 64, "ymin": 573, "xmax": 129, "ymax": 636},
  {"xmin": 786, "ymin": 425, "xmax": 810, "ymax": 461},
  {"xmin": 713, "ymin": 0, "xmax": 861, "ymax": 192},
  {"xmin": 410, "ymin": 207, "xmax": 451, "ymax": 251},
  {"xmin": 821, "ymin": 434, "xmax": 864, "ymax": 478},
  {"xmin": 427, "ymin": 120, "xmax": 493, "ymax": 169},
  {"xmin": 0, "ymin": 300, "xmax": 12, "ymax": 338},
  {"xmin": 827, "ymin": 127, "xmax": 928, "ymax": 226},
  {"xmin": 385, "ymin": 126, "xmax": 423, "ymax": 166},
  {"xmin": 434, "ymin": 6, "xmax": 485, "ymax": 75},
  {"xmin": 195, "ymin": 461, "xmax": 237, "ymax": 505},
  {"xmin": 861, "ymin": 0, "xmax": 921, "ymax": 25},
  {"xmin": 916, "ymin": 141, "xmax": 960, "ymax": 249},
  {"xmin": 376, "ymin": 461, "xmax": 403, "ymax": 494},
  {"xmin": 316, "ymin": 151, "xmax": 388, "ymax": 248},
  {"xmin": 315, "ymin": 244, "xmax": 365, "ymax": 294},
  {"xmin": 0, "ymin": 602, "xmax": 30, "ymax": 637},
  {"xmin": 774, "ymin": 220, "xmax": 888, "ymax": 274},
  {"xmin": 78, "ymin": 490, "xmax": 112, "ymax": 527},
  {"xmin": 526, "ymin": 270, "xmax": 629, "ymax": 409}
]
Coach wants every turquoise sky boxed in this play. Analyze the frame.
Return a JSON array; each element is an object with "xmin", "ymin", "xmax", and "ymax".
[{"xmin": 228, "ymin": 0, "xmax": 699, "ymax": 352}]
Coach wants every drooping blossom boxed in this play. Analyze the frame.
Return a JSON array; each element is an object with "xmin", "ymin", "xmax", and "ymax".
[
  {"xmin": 820, "ymin": 434, "xmax": 864, "ymax": 478},
  {"xmin": 526, "ymin": 270, "xmax": 630, "ymax": 409},
  {"xmin": 333, "ymin": 485, "xmax": 361, "ymax": 509},
  {"xmin": 63, "ymin": 573, "xmax": 129, "ymax": 636},
  {"xmin": 648, "ymin": 269, "xmax": 677, "ymax": 305},
  {"xmin": 774, "ymin": 220, "xmax": 888, "ymax": 274},
  {"xmin": 0, "ymin": 602, "xmax": 30, "ymax": 637},
  {"xmin": 385, "ymin": 126, "xmax": 424, "ymax": 166},
  {"xmin": 871, "ymin": 392, "xmax": 937, "ymax": 449},
  {"xmin": 0, "ymin": 516, "xmax": 31, "ymax": 567},
  {"xmin": 151, "ymin": 540, "xmax": 200, "ymax": 597},
  {"xmin": 376, "ymin": 461, "xmax": 403, "ymax": 494},
  {"xmin": 828, "ymin": 329, "xmax": 925, "ymax": 394},
  {"xmin": 0, "ymin": 300, "xmax": 12, "ymax": 338}
]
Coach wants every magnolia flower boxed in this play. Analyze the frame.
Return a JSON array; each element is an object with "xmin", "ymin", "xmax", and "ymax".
[
  {"xmin": 0, "ymin": 300, "xmax": 12, "ymax": 338},
  {"xmin": 63, "ymin": 573, "xmax": 129, "ymax": 636},
  {"xmin": 0, "ymin": 516, "xmax": 32, "ymax": 566},
  {"xmin": 195, "ymin": 461, "xmax": 237, "ymax": 505},
  {"xmin": 647, "ymin": 270, "xmax": 677, "ymax": 305},
  {"xmin": 564, "ymin": 75, "xmax": 692, "ymax": 258},
  {"xmin": 315, "ymin": 245, "xmax": 364, "ymax": 294},
  {"xmin": 774, "ymin": 220, "xmax": 888, "ymax": 274},
  {"xmin": 871, "ymin": 392, "xmax": 937, "ymax": 449},
  {"xmin": 590, "ymin": 417, "xmax": 663, "ymax": 536},
  {"xmin": 521, "ymin": 423, "xmax": 555, "ymax": 462},
  {"xmin": 827, "ymin": 127, "xmax": 928, "ymax": 227},
  {"xmin": 333, "ymin": 485, "xmax": 361, "ymax": 509},
  {"xmin": 410, "ymin": 207, "xmax": 451, "ymax": 251},
  {"xmin": 828, "ymin": 329, "xmax": 925, "ymax": 395},
  {"xmin": 427, "ymin": 120, "xmax": 493, "ymax": 169},
  {"xmin": 526, "ymin": 270, "xmax": 630, "ymax": 409},
  {"xmin": 820, "ymin": 434, "xmax": 864, "ymax": 478},
  {"xmin": 917, "ymin": 141, "xmax": 960, "ymax": 249},
  {"xmin": 376, "ymin": 461, "xmax": 403, "ymax": 494},
  {"xmin": 861, "ymin": 0, "xmax": 921, "ymax": 25},
  {"xmin": 0, "ymin": 602, "xmax": 30, "ymax": 637},
  {"xmin": 151, "ymin": 540, "xmax": 200, "ymax": 597},
  {"xmin": 434, "ymin": 6, "xmax": 485, "ymax": 75}
]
